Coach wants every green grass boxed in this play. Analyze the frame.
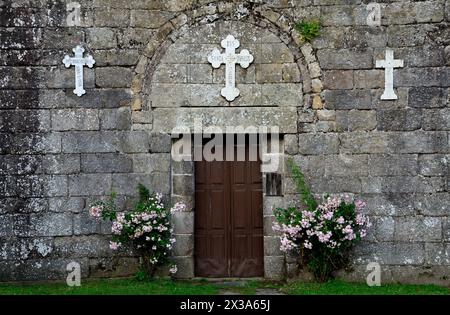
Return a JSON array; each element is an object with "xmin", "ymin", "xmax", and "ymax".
[
  {"xmin": 282, "ymin": 280, "xmax": 450, "ymax": 295},
  {"xmin": 0, "ymin": 278, "xmax": 220, "ymax": 295},
  {"xmin": 0, "ymin": 278, "xmax": 448, "ymax": 295},
  {"xmin": 294, "ymin": 19, "xmax": 321, "ymax": 42}
]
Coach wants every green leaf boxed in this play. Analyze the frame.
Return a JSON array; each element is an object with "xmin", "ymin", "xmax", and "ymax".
[
  {"xmin": 294, "ymin": 19, "xmax": 321, "ymax": 42},
  {"xmin": 287, "ymin": 158, "xmax": 318, "ymax": 211},
  {"xmin": 137, "ymin": 183, "xmax": 150, "ymax": 203}
]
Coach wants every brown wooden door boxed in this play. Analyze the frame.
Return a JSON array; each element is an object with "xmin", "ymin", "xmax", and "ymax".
[{"xmin": 194, "ymin": 142, "xmax": 264, "ymax": 277}]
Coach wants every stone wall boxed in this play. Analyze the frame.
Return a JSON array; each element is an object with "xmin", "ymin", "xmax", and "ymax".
[{"xmin": 0, "ymin": 0, "xmax": 449, "ymax": 284}]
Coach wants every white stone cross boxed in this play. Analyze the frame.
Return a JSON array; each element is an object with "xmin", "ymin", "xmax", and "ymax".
[
  {"xmin": 63, "ymin": 45, "xmax": 95, "ymax": 97},
  {"xmin": 375, "ymin": 48, "xmax": 404, "ymax": 100},
  {"xmin": 208, "ymin": 35, "xmax": 254, "ymax": 102}
]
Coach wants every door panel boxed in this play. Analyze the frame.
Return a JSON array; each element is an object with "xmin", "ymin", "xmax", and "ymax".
[{"xmin": 194, "ymin": 140, "xmax": 264, "ymax": 278}]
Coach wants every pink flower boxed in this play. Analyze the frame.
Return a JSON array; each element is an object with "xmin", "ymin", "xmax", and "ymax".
[
  {"xmin": 322, "ymin": 211, "xmax": 334, "ymax": 220},
  {"xmin": 116, "ymin": 212, "xmax": 125, "ymax": 223},
  {"xmin": 360, "ymin": 229, "xmax": 367, "ymax": 238},
  {"xmin": 280, "ymin": 236, "xmax": 296, "ymax": 251},
  {"xmin": 317, "ymin": 231, "xmax": 332, "ymax": 243},
  {"xmin": 300, "ymin": 219, "xmax": 311, "ymax": 228},
  {"xmin": 342, "ymin": 225, "xmax": 356, "ymax": 240},
  {"xmin": 111, "ymin": 221, "xmax": 123, "ymax": 235},
  {"xmin": 355, "ymin": 200, "xmax": 366, "ymax": 211},
  {"xmin": 170, "ymin": 202, "xmax": 187, "ymax": 213},
  {"xmin": 143, "ymin": 225, "xmax": 152, "ymax": 232},
  {"xmin": 109, "ymin": 241, "xmax": 120, "ymax": 250},
  {"xmin": 344, "ymin": 194, "xmax": 352, "ymax": 203},
  {"xmin": 89, "ymin": 205, "xmax": 103, "ymax": 218},
  {"xmin": 336, "ymin": 216, "xmax": 345, "ymax": 224}
]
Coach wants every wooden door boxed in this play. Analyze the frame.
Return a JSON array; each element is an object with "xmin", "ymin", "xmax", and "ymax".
[{"xmin": 194, "ymin": 141, "xmax": 264, "ymax": 277}]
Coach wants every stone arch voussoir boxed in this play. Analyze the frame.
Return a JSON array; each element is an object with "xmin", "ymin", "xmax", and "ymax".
[{"xmin": 130, "ymin": 1, "xmax": 325, "ymax": 122}]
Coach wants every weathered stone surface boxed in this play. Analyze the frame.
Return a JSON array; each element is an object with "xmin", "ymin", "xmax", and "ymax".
[
  {"xmin": 54, "ymin": 235, "xmax": 111, "ymax": 257},
  {"xmin": 340, "ymin": 132, "xmax": 391, "ymax": 154},
  {"xmin": 309, "ymin": 176, "xmax": 361, "ymax": 193},
  {"xmin": 284, "ymin": 134, "xmax": 298, "ymax": 155},
  {"xmin": 395, "ymin": 216, "xmax": 442, "ymax": 242},
  {"xmin": 418, "ymin": 154, "xmax": 448, "ymax": 176},
  {"xmin": 321, "ymin": 5, "xmax": 354, "ymax": 26},
  {"xmin": 153, "ymin": 107, "xmax": 298, "ymax": 133},
  {"xmin": 387, "ymin": 25, "xmax": 436, "ymax": 47},
  {"xmin": 368, "ymin": 154, "xmax": 418, "ymax": 176},
  {"xmin": 423, "ymin": 108, "xmax": 450, "ymax": 130},
  {"xmin": 325, "ymin": 154, "xmax": 368, "ymax": 177},
  {"xmin": 408, "ymin": 87, "xmax": 448, "ymax": 108},
  {"xmin": 362, "ymin": 193, "xmax": 416, "ymax": 216},
  {"xmin": 96, "ymin": 67, "xmax": 133, "ymax": 88},
  {"xmin": 89, "ymin": 257, "xmax": 140, "ymax": 278},
  {"xmin": 172, "ymin": 234, "xmax": 194, "ymax": 256},
  {"xmin": 362, "ymin": 176, "xmax": 444, "ymax": 194},
  {"xmin": 81, "ymin": 153, "xmax": 133, "ymax": 173},
  {"xmin": 172, "ymin": 211, "xmax": 194, "ymax": 234},
  {"xmin": 377, "ymin": 109, "xmax": 422, "ymax": 131},
  {"xmin": 45, "ymin": 67, "xmax": 94, "ymax": 89},
  {"xmin": 65, "ymin": 89, "xmax": 132, "ymax": 109},
  {"xmin": 87, "ymin": 28, "xmax": 117, "ymax": 49},
  {"xmin": 51, "ymin": 109, "xmax": 99, "ymax": 131},
  {"xmin": 172, "ymin": 175, "xmax": 194, "ymax": 196},
  {"xmin": 383, "ymin": 1, "xmax": 444, "ymax": 25},
  {"xmin": 395, "ymin": 67, "xmax": 449, "ymax": 87},
  {"xmin": 264, "ymin": 236, "xmax": 282, "ymax": 257},
  {"xmin": 30, "ymin": 213, "xmax": 73, "ymax": 237},
  {"xmin": 132, "ymin": 153, "xmax": 170, "ymax": 173},
  {"xmin": 317, "ymin": 49, "xmax": 372, "ymax": 69},
  {"xmin": 298, "ymin": 133, "xmax": 339, "ymax": 155},
  {"xmin": 111, "ymin": 173, "xmax": 169, "ymax": 196},
  {"xmin": 94, "ymin": 8, "xmax": 129, "ymax": 27},
  {"xmin": 391, "ymin": 131, "xmax": 448, "ymax": 154},
  {"xmin": 348, "ymin": 110, "xmax": 377, "ymax": 131},
  {"xmin": 172, "ymin": 256, "xmax": 194, "ymax": 279},
  {"xmin": 415, "ymin": 193, "xmax": 450, "ymax": 216},
  {"xmin": 100, "ymin": 108, "xmax": 131, "ymax": 130},
  {"xmin": 322, "ymin": 70, "xmax": 353, "ymax": 89},
  {"xmin": 131, "ymin": 10, "xmax": 175, "ymax": 28},
  {"xmin": 48, "ymin": 197, "xmax": 85, "ymax": 213},
  {"xmin": 2, "ymin": 0, "xmax": 450, "ymax": 284},
  {"xmin": 62, "ymin": 131, "xmax": 150, "ymax": 153},
  {"xmin": 41, "ymin": 154, "xmax": 81, "ymax": 175},
  {"xmin": 69, "ymin": 174, "xmax": 112, "ymax": 196},
  {"xmin": 323, "ymin": 90, "xmax": 372, "ymax": 110},
  {"xmin": 264, "ymin": 256, "xmax": 284, "ymax": 279}
]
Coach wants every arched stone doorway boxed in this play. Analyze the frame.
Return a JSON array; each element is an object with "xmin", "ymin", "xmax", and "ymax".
[{"xmin": 130, "ymin": 6, "xmax": 324, "ymax": 278}]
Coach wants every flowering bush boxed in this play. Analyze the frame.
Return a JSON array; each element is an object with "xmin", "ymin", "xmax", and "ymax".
[
  {"xmin": 273, "ymin": 160, "xmax": 371, "ymax": 282},
  {"xmin": 89, "ymin": 184, "xmax": 186, "ymax": 279}
]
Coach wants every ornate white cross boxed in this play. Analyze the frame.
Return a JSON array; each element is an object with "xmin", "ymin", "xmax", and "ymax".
[
  {"xmin": 208, "ymin": 35, "xmax": 254, "ymax": 102},
  {"xmin": 63, "ymin": 45, "xmax": 95, "ymax": 97},
  {"xmin": 376, "ymin": 48, "xmax": 404, "ymax": 100}
]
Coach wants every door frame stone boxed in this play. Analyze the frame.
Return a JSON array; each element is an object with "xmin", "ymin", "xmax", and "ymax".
[{"xmin": 170, "ymin": 135, "xmax": 285, "ymax": 279}]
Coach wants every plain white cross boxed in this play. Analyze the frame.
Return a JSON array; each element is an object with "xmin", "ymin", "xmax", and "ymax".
[
  {"xmin": 63, "ymin": 45, "xmax": 95, "ymax": 97},
  {"xmin": 208, "ymin": 35, "xmax": 254, "ymax": 102},
  {"xmin": 376, "ymin": 49, "xmax": 404, "ymax": 100}
]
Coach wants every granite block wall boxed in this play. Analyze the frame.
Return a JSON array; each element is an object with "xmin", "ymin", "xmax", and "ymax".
[{"xmin": 0, "ymin": 0, "xmax": 449, "ymax": 284}]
